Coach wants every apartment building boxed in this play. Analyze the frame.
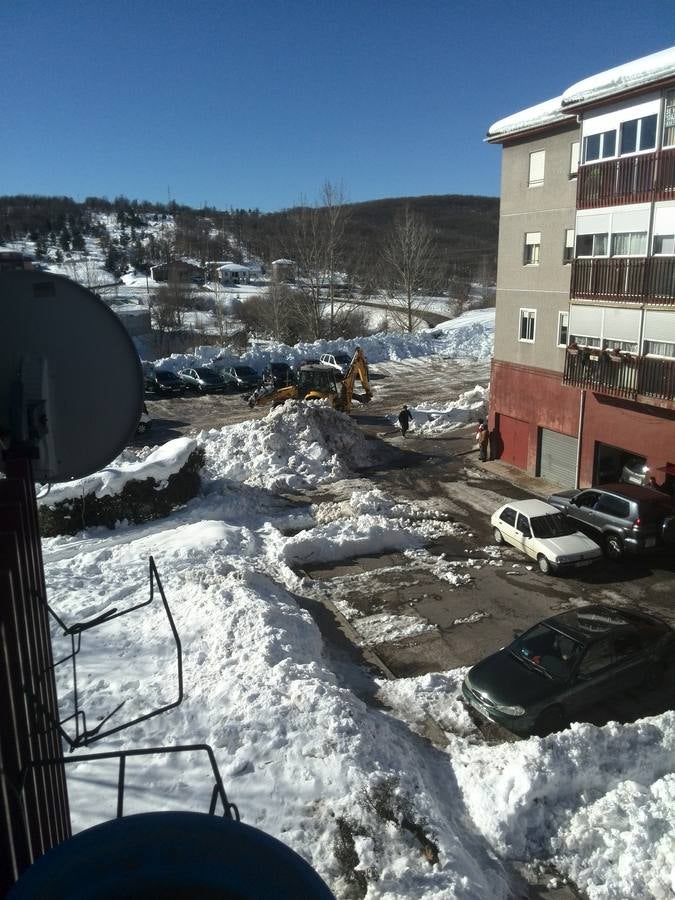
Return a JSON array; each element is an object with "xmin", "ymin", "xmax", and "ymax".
[{"xmin": 487, "ymin": 48, "xmax": 675, "ymax": 495}]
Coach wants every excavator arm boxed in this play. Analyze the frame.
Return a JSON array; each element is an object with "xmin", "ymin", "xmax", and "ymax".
[{"xmin": 338, "ymin": 347, "xmax": 373, "ymax": 412}]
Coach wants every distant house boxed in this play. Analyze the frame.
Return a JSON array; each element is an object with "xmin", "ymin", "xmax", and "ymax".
[
  {"xmin": 216, "ymin": 262, "xmax": 251, "ymax": 285},
  {"xmin": 271, "ymin": 258, "xmax": 296, "ymax": 283},
  {"xmin": 150, "ymin": 260, "xmax": 203, "ymax": 283}
]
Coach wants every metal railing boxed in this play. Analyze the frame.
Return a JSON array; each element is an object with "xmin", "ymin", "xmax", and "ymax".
[
  {"xmin": 577, "ymin": 146, "xmax": 675, "ymax": 208},
  {"xmin": 570, "ymin": 256, "xmax": 675, "ymax": 304},
  {"xmin": 563, "ymin": 348, "xmax": 675, "ymax": 402}
]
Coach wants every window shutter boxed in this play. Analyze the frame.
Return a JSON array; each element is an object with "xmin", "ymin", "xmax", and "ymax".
[{"xmin": 528, "ymin": 150, "xmax": 545, "ymax": 185}]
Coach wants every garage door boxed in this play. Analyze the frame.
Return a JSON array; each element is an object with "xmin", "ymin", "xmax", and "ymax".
[
  {"xmin": 496, "ymin": 414, "xmax": 529, "ymax": 469},
  {"xmin": 539, "ymin": 428, "xmax": 578, "ymax": 488}
]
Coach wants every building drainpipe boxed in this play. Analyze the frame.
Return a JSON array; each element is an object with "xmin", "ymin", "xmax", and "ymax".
[{"xmin": 575, "ymin": 388, "xmax": 586, "ymax": 489}]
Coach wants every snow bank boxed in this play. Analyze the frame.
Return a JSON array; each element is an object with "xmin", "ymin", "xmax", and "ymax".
[
  {"xmin": 44, "ymin": 519, "xmax": 513, "ymax": 899},
  {"xmin": 38, "ymin": 438, "xmax": 198, "ymax": 506},
  {"xmin": 405, "ymin": 385, "xmax": 488, "ymax": 436},
  {"xmin": 152, "ymin": 307, "xmax": 495, "ymax": 372},
  {"xmin": 452, "ymin": 713, "xmax": 675, "ymax": 899}
]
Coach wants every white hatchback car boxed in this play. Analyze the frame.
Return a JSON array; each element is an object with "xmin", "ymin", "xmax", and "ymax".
[{"xmin": 491, "ymin": 499, "xmax": 602, "ymax": 575}]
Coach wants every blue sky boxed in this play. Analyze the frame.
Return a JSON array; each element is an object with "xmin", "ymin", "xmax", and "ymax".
[{"xmin": 2, "ymin": 1, "xmax": 671, "ymax": 212}]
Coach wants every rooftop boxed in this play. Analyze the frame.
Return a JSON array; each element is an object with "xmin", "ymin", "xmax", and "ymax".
[{"xmin": 488, "ymin": 45, "xmax": 675, "ymax": 142}]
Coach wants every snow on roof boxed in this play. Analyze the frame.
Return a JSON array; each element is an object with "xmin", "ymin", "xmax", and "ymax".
[
  {"xmin": 217, "ymin": 262, "xmax": 250, "ymax": 272},
  {"xmin": 487, "ymin": 95, "xmax": 572, "ymax": 141},
  {"xmin": 488, "ymin": 46, "xmax": 675, "ymax": 141},
  {"xmin": 272, "ymin": 258, "xmax": 294, "ymax": 265},
  {"xmin": 562, "ymin": 45, "xmax": 675, "ymax": 108}
]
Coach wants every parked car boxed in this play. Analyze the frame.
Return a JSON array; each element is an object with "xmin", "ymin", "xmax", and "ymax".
[
  {"xmin": 177, "ymin": 367, "xmax": 233, "ymax": 393},
  {"xmin": 319, "ymin": 352, "xmax": 352, "ymax": 378},
  {"xmin": 547, "ymin": 483, "xmax": 675, "ymax": 560},
  {"xmin": 136, "ymin": 403, "xmax": 151, "ymax": 434},
  {"xmin": 462, "ymin": 605, "xmax": 674, "ymax": 737},
  {"xmin": 221, "ymin": 365, "xmax": 262, "ymax": 391},
  {"xmin": 620, "ymin": 456, "xmax": 649, "ymax": 486},
  {"xmin": 264, "ymin": 362, "xmax": 294, "ymax": 389},
  {"xmin": 491, "ymin": 499, "xmax": 602, "ymax": 575},
  {"xmin": 145, "ymin": 369, "xmax": 186, "ymax": 396}
]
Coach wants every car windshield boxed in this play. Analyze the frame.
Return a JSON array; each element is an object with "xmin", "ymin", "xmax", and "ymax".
[
  {"xmin": 510, "ymin": 623, "xmax": 583, "ymax": 679},
  {"xmin": 156, "ymin": 371, "xmax": 179, "ymax": 383},
  {"xmin": 334, "ymin": 354, "xmax": 351, "ymax": 364},
  {"xmin": 196, "ymin": 368, "xmax": 219, "ymax": 381},
  {"xmin": 235, "ymin": 367, "xmax": 257, "ymax": 376},
  {"xmin": 530, "ymin": 513, "xmax": 577, "ymax": 538}
]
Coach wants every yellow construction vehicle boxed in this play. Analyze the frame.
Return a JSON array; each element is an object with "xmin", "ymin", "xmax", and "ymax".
[{"xmin": 247, "ymin": 347, "xmax": 372, "ymax": 413}]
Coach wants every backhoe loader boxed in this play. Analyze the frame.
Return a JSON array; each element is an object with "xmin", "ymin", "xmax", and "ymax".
[{"xmin": 247, "ymin": 347, "xmax": 372, "ymax": 413}]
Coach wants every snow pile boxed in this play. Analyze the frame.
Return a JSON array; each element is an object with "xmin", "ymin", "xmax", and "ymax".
[
  {"xmin": 377, "ymin": 670, "xmax": 475, "ymax": 739},
  {"xmin": 452, "ymin": 713, "xmax": 675, "ymax": 899},
  {"xmin": 406, "ymin": 385, "xmax": 488, "ymax": 436},
  {"xmin": 38, "ymin": 438, "xmax": 198, "ymax": 506},
  {"xmin": 200, "ymin": 401, "xmax": 373, "ymax": 491},
  {"xmin": 45, "ymin": 518, "xmax": 513, "ymax": 899},
  {"xmin": 152, "ymin": 307, "xmax": 495, "ymax": 373}
]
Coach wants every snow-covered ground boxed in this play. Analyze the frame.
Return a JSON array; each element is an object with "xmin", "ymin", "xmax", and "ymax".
[{"xmin": 42, "ymin": 396, "xmax": 674, "ymax": 899}]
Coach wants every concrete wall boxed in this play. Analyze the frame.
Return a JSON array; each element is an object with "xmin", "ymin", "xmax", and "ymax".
[
  {"xmin": 494, "ymin": 123, "xmax": 579, "ymax": 370},
  {"xmin": 490, "ymin": 359, "xmax": 581, "ymax": 474}
]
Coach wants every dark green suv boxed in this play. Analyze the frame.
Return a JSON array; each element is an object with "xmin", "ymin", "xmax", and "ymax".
[{"xmin": 547, "ymin": 483, "xmax": 675, "ymax": 560}]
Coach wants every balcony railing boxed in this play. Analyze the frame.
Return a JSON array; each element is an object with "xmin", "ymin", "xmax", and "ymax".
[
  {"xmin": 577, "ymin": 147, "xmax": 675, "ymax": 208},
  {"xmin": 570, "ymin": 256, "xmax": 675, "ymax": 304},
  {"xmin": 563, "ymin": 348, "xmax": 675, "ymax": 403}
]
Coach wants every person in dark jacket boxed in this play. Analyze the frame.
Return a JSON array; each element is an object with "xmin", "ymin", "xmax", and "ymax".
[
  {"xmin": 476, "ymin": 418, "xmax": 489, "ymax": 461},
  {"xmin": 398, "ymin": 405, "xmax": 413, "ymax": 437}
]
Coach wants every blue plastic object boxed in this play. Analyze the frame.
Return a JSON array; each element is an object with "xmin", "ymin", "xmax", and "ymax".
[{"xmin": 9, "ymin": 812, "xmax": 335, "ymax": 899}]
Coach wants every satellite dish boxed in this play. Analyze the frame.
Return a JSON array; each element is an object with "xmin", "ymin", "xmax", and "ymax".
[{"xmin": 0, "ymin": 271, "xmax": 143, "ymax": 482}]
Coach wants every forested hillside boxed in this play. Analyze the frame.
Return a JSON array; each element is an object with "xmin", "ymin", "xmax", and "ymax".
[{"xmin": 0, "ymin": 192, "xmax": 498, "ymax": 292}]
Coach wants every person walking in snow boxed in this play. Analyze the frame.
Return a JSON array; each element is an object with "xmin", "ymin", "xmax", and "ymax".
[
  {"xmin": 476, "ymin": 418, "xmax": 489, "ymax": 461},
  {"xmin": 398, "ymin": 405, "xmax": 413, "ymax": 437}
]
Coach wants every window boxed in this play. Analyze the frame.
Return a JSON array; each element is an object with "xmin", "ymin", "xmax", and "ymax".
[
  {"xmin": 610, "ymin": 231, "xmax": 647, "ymax": 256},
  {"xmin": 557, "ymin": 311, "xmax": 569, "ymax": 347},
  {"xmin": 576, "ymin": 491, "xmax": 600, "ymax": 509},
  {"xmin": 603, "ymin": 338, "xmax": 637, "ymax": 353},
  {"xmin": 664, "ymin": 91, "xmax": 675, "ymax": 148},
  {"xmin": 596, "ymin": 495, "xmax": 630, "ymax": 518},
  {"xmin": 569, "ymin": 334, "xmax": 601, "ymax": 348},
  {"xmin": 584, "ymin": 130, "xmax": 616, "ymax": 162},
  {"xmin": 516, "ymin": 513, "xmax": 531, "ymax": 537},
  {"xmin": 524, "ymin": 232, "xmax": 541, "ymax": 265},
  {"xmin": 569, "ymin": 141, "xmax": 580, "ymax": 176},
  {"xmin": 519, "ymin": 308, "xmax": 536, "ymax": 342},
  {"xmin": 576, "ymin": 233, "xmax": 608, "ymax": 257},
  {"xmin": 563, "ymin": 228, "xmax": 575, "ymax": 263},
  {"xmin": 653, "ymin": 234, "xmax": 675, "ymax": 254},
  {"xmin": 579, "ymin": 639, "xmax": 614, "ymax": 676},
  {"xmin": 528, "ymin": 150, "xmax": 545, "ymax": 186},
  {"xmin": 644, "ymin": 339, "xmax": 675, "ymax": 358},
  {"xmin": 499, "ymin": 507, "xmax": 517, "ymax": 527},
  {"xmin": 619, "ymin": 114, "xmax": 658, "ymax": 154}
]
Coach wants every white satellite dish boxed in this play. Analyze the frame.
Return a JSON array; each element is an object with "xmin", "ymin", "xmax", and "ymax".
[{"xmin": 1, "ymin": 271, "xmax": 144, "ymax": 482}]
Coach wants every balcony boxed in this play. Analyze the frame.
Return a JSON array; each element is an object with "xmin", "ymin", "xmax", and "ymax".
[
  {"xmin": 570, "ymin": 257, "xmax": 675, "ymax": 305},
  {"xmin": 577, "ymin": 147, "xmax": 675, "ymax": 208},
  {"xmin": 563, "ymin": 347, "xmax": 675, "ymax": 404}
]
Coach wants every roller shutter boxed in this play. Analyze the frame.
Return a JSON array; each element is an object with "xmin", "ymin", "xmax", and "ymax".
[{"xmin": 539, "ymin": 428, "xmax": 578, "ymax": 488}]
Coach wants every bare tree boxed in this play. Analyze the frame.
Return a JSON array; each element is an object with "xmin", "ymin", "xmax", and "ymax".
[
  {"xmin": 447, "ymin": 261, "xmax": 475, "ymax": 317},
  {"xmin": 284, "ymin": 180, "xmax": 351, "ymax": 340},
  {"xmin": 380, "ymin": 207, "xmax": 435, "ymax": 333}
]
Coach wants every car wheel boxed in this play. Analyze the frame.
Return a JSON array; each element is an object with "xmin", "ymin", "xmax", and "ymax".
[
  {"xmin": 604, "ymin": 533, "xmax": 624, "ymax": 561},
  {"xmin": 492, "ymin": 527, "xmax": 504, "ymax": 545},
  {"xmin": 537, "ymin": 554, "xmax": 552, "ymax": 575},
  {"xmin": 535, "ymin": 705, "xmax": 568, "ymax": 737}
]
